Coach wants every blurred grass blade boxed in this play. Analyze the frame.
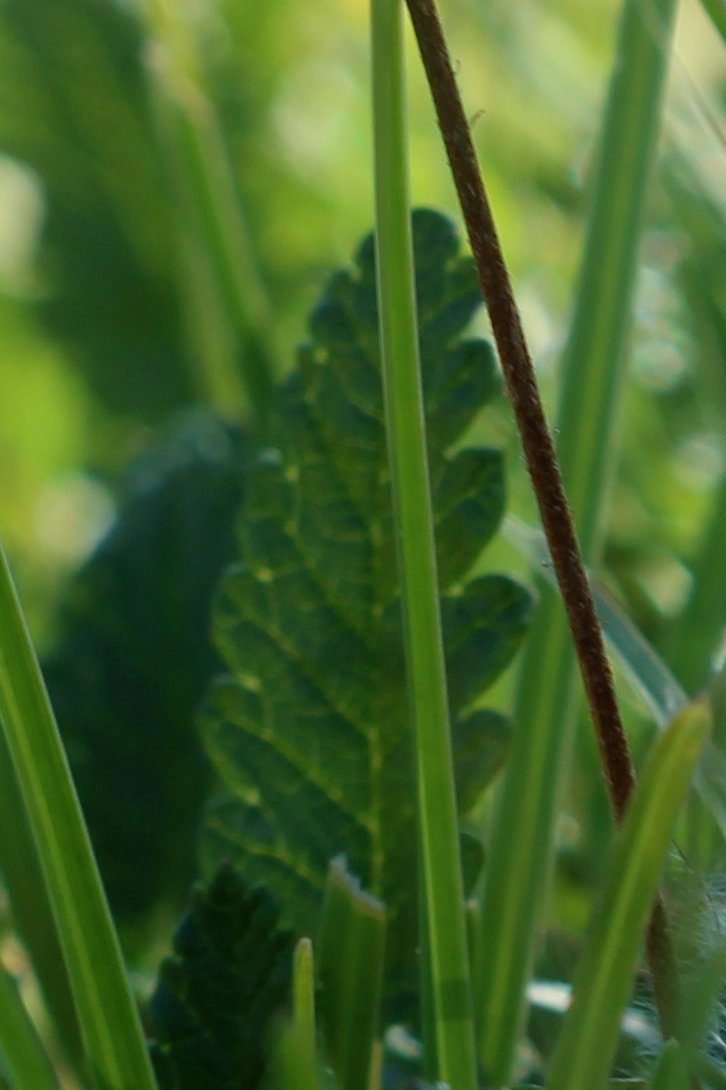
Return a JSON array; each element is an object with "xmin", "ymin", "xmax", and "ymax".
[
  {"xmin": 0, "ymin": 961, "xmax": 59, "ymax": 1090},
  {"xmin": 675, "ymin": 943, "xmax": 726, "ymax": 1072},
  {"xmin": 504, "ymin": 515, "xmax": 688, "ymax": 726},
  {"xmin": 505, "ymin": 515, "xmax": 726, "ymax": 848},
  {"xmin": 0, "ymin": 544, "xmax": 157, "ymax": 1090},
  {"xmin": 371, "ymin": 1, "xmax": 476, "ymax": 1085},
  {"xmin": 271, "ymin": 1021, "xmax": 324, "ymax": 1090},
  {"xmin": 0, "ymin": 739, "xmax": 82, "ymax": 1071},
  {"xmin": 668, "ymin": 477, "xmax": 726, "ymax": 693},
  {"xmin": 699, "ymin": 0, "xmax": 726, "ymax": 43},
  {"xmin": 317, "ymin": 860, "xmax": 385, "ymax": 1090},
  {"xmin": 142, "ymin": 0, "xmax": 275, "ymax": 426},
  {"xmin": 293, "ymin": 938, "xmax": 317, "ymax": 1072},
  {"xmin": 649, "ymin": 1041, "xmax": 690, "ymax": 1090},
  {"xmin": 546, "ymin": 701, "xmax": 710, "ymax": 1090},
  {"xmin": 476, "ymin": 0, "xmax": 679, "ymax": 1078}
]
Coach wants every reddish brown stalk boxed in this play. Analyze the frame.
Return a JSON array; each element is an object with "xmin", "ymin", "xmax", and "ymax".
[{"xmin": 404, "ymin": 0, "xmax": 677, "ymax": 1037}]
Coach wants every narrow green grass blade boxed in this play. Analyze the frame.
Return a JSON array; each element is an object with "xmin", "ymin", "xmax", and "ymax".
[
  {"xmin": 0, "ymin": 739, "xmax": 82, "ymax": 1070},
  {"xmin": 292, "ymin": 938, "xmax": 317, "ymax": 1072},
  {"xmin": 546, "ymin": 701, "xmax": 710, "ymax": 1090},
  {"xmin": 476, "ymin": 0, "xmax": 679, "ymax": 1080},
  {"xmin": 317, "ymin": 861, "xmax": 385, "ymax": 1090},
  {"xmin": 370, "ymin": 2, "xmax": 476, "ymax": 1085},
  {"xmin": 0, "ymin": 545, "xmax": 157, "ymax": 1090},
  {"xmin": 271, "ymin": 1022, "xmax": 324, "ymax": 1090},
  {"xmin": 649, "ymin": 1041, "xmax": 690, "ymax": 1090},
  {"xmin": 141, "ymin": 0, "xmax": 275, "ymax": 427},
  {"xmin": 0, "ymin": 961, "xmax": 59, "ymax": 1090}
]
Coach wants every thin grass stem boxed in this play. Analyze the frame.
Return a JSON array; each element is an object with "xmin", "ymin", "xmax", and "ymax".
[{"xmin": 371, "ymin": 2, "xmax": 476, "ymax": 1085}]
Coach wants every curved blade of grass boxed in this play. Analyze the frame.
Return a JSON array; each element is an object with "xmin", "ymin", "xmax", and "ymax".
[
  {"xmin": 0, "ymin": 544, "xmax": 157, "ymax": 1090},
  {"xmin": 0, "ymin": 961, "xmax": 59, "ymax": 1090},
  {"xmin": 475, "ymin": 0, "xmax": 679, "ymax": 1079},
  {"xmin": 141, "ymin": 0, "xmax": 275, "ymax": 428},
  {"xmin": 370, "ymin": 2, "xmax": 476, "ymax": 1085},
  {"xmin": 546, "ymin": 701, "xmax": 710, "ymax": 1090}
]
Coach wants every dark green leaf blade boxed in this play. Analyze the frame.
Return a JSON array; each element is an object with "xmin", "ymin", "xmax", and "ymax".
[
  {"xmin": 43, "ymin": 412, "xmax": 250, "ymax": 926},
  {"xmin": 149, "ymin": 862, "xmax": 295, "ymax": 1090}
]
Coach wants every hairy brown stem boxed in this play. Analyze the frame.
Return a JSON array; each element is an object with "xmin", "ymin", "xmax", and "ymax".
[{"xmin": 404, "ymin": 0, "xmax": 678, "ymax": 1039}]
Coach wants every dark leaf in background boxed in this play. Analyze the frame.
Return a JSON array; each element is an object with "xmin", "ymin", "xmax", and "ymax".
[
  {"xmin": 200, "ymin": 209, "xmax": 533, "ymax": 1011},
  {"xmin": 0, "ymin": 0, "xmax": 187, "ymax": 417},
  {"xmin": 149, "ymin": 862, "xmax": 295, "ymax": 1090},
  {"xmin": 43, "ymin": 411, "xmax": 250, "ymax": 925}
]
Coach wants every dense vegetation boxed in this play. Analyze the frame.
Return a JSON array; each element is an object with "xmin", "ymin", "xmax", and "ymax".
[{"xmin": 0, "ymin": 1, "xmax": 724, "ymax": 1089}]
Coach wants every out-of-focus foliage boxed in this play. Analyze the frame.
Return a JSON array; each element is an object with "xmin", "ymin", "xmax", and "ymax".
[
  {"xmin": 149, "ymin": 862, "xmax": 295, "ymax": 1090},
  {"xmin": 0, "ymin": 0, "xmax": 723, "ymax": 1044},
  {"xmin": 42, "ymin": 412, "xmax": 250, "ymax": 929}
]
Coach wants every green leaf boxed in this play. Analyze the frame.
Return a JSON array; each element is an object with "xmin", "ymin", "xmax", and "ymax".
[
  {"xmin": 149, "ymin": 862, "xmax": 295, "ymax": 1090},
  {"xmin": 0, "ymin": 0, "xmax": 188, "ymax": 419},
  {"xmin": 43, "ymin": 411, "xmax": 250, "ymax": 925},
  {"xmin": 200, "ymin": 209, "xmax": 532, "ymax": 1009}
]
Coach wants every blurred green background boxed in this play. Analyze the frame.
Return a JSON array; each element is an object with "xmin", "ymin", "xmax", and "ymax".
[
  {"xmin": 0, "ymin": 0, "xmax": 724, "ymax": 1067},
  {"xmin": 0, "ymin": 0, "xmax": 723, "ymax": 657}
]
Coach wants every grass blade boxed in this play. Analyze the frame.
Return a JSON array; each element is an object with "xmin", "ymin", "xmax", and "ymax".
[
  {"xmin": 292, "ymin": 938, "xmax": 317, "ymax": 1072},
  {"xmin": 546, "ymin": 701, "xmax": 710, "ymax": 1090},
  {"xmin": 141, "ymin": 0, "xmax": 275, "ymax": 427},
  {"xmin": 0, "ymin": 961, "xmax": 59, "ymax": 1090},
  {"xmin": 476, "ymin": 0, "xmax": 679, "ymax": 1078},
  {"xmin": 317, "ymin": 861, "xmax": 386, "ymax": 1090},
  {"xmin": 0, "ymin": 544, "xmax": 157, "ymax": 1090},
  {"xmin": 0, "ymin": 738, "xmax": 82, "ymax": 1070},
  {"xmin": 370, "ymin": 2, "xmax": 476, "ymax": 1085},
  {"xmin": 648, "ymin": 1041, "xmax": 690, "ymax": 1090}
]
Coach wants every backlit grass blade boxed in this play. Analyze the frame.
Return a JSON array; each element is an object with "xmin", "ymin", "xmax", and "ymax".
[
  {"xmin": 546, "ymin": 701, "xmax": 710, "ymax": 1090},
  {"xmin": 141, "ymin": 0, "xmax": 275, "ymax": 427},
  {"xmin": 0, "ymin": 737, "xmax": 82, "ymax": 1071},
  {"xmin": 292, "ymin": 938, "xmax": 317, "ymax": 1073},
  {"xmin": 370, "ymin": 2, "xmax": 476, "ymax": 1085},
  {"xmin": 317, "ymin": 860, "xmax": 385, "ymax": 1090},
  {"xmin": 0, "ymin": 960, "xmax": 59, "ymax": 1090},
  {"xmin": 0, "ymin": 544, "xmax": 157, "ymax": 1090},
  {"xmin": 476, "ymin": 0, "xmax": 679, "ymax": 1079}
]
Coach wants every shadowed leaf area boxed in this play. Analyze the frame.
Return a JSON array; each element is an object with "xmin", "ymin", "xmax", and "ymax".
[
  {"xmin": 0, "ymin": 0, "xmax": 188, "ymax": 417},
  {"xmin": 200, "ymin": 209, "xmax": 533, "ymax": 1015},
  {"xmin": 149, "ymin": 862, "xmax": 295, "ymax": 1090},
  {"xmin": 43, "ymin": 412, "xmax": 251, "ymax": 924}
]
